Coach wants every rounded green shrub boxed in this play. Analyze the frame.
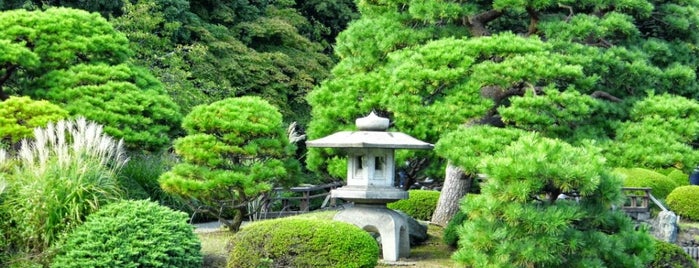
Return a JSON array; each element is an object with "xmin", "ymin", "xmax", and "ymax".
[
  {"xmin": 387, "ymin": 190, "xmax": 440, "ymax": 221},
  {"xmin": 647, "ymin": 240, "xmax": 697, "ymax": 268},
  {"xmin": 51, "ymin": 200, "xmax": 202, "ymax": 268},
  {"xmin": 615, "ymin": 167, "xmax": 679, "ymax": 199},
  {"xmin": 228, "ymin": 218, "xmax": 378, "ymax": 268},
  {"xmin": 666, "ymin": 168, "xmax": 689, "ymax": 187},
  {"xmin": 666, "ymin": 186, "xmax": 699, "ymax": 221}
]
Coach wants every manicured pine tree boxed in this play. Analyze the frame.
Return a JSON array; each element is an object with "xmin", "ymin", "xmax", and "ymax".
[{"xmin": 159, "ymin": 96, "xmax": 300, "ymax": 232}]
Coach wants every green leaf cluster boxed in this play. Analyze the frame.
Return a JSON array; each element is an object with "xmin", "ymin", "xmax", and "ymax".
[
  {"xmin": 0, "ymin": 96, "xmax": 68, "ymax": 146},
  {"xmin": 387, "ymin": 189, "xmax": 441, "ymax": 221},
  {"xmin": 0, "ymin": 8, "xmax": 182, "ymax": 151},
  {"xmin": 604, "ymin": 94, "xmax": 699, "ymax": 171},
  {"xmin": 228, "ymin": 218, "xmax": 378, "ymax": 268},
  {"xmin": 108, "ymin": 0, "xmax": 342, "ymax": 124},
  {"xmin": 454, "ymin": 134, "xmax": 654, "ymax": 267},
  {"xmin": 51, "ymin": 200, "xmax": 202, "ymax": 268}
]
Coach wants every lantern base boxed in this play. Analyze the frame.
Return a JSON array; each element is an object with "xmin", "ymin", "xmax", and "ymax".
[
  {"xmin": 333, "ymin": 204, "xmax": 410, "ymax": 261},
  {"xmin": 331, "ymin": 185, "xmax": 408, "ymax": 204}
]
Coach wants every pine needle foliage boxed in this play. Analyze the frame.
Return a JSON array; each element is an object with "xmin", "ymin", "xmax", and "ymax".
[
  {"xmin": 1, "ymin": 117, "xmax": 125, "ymax": 262},
  {"xmin": 454, "ymin": 134, "xmax": 654, "ymax": 267},
  {"xmin": 160, "ymin": 96, "xmax": 300, "ymax": 232}
]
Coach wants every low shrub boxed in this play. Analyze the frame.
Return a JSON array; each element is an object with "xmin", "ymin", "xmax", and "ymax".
[
  {"xmin": 665, "ymin": 168, "xmax": 689, "ymax": 187},
  {"xmin": 387, "ymin": 190, "xmax": 440, "ymax": 221},
  {"xmin": 443, "ymin": 210, "xmax": 467, "ymax": 248},
  {"xmin": 51, "ymin": 200, "xmax": 202, "ymax": 268},
  {"xmin": 647, "ymin": 240, "xmax": 697, "ymax": 268},
  {"xmin": 615, "ymin": 168, "xmax": 678, "ymax": 199},
  {"xmin": 228, "ymin": 218, "xmax": 378, "ymax": 268},
  {"xmin": 666, "ymin": 186, "xmax": 699, "ymax": 221}
]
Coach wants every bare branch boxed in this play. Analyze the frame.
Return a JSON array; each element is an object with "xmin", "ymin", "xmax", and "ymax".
[
  {"xmin": 526, "ymin": 7, "xmax": 539, "ymax": 36},
  {"xmin": 558, "ymin": 4, "xmax": 574, "ymax": 22},
  {"xmin": 466, "ymin": 9, "xmax": 503, "ymax": 37},
  {"xmin": 590, "ymin": 90, "xmax": 622, "ymax": 102}
]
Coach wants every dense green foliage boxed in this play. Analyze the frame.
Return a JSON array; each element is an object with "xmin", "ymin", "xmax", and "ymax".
[
  {"xmin": 51, "ymin": 200, "xmax": 202, "ymax": 268},
  {"xmin": 228, "ymin": 218, "xmax": 378, "ymax": 268},
  {"xmin": 387, "ymin": 190, "xmax": 440, "ymax": 221},
  {"xmin": 1, "ymin": 118, "xmax": 125, "ymax": 265},
  {"xmin": 453, "ymin": 133, "xmax": 654, "ymax": 267},
  {"xmin": 0, "ymin": 96, "xmax": 68, "ymax": 146},
  {"xmin": 647, "ymin": 240, "xmax": 698, "ymax": 268},
  {"xmin": 306, "ymin": 0, "xmax": 699, "ymax": 179},
  {"xmin": 108, "ymin": 0, "xmax": 354, "ymax": 123},
  {"xmin": 667, "ymin": 169, "xmax": 690, "ymax": 187},
  {"xmin": 666, "ymin": 186, "xmax": 699, "ymax": 221},
  {"xmin": 160, "ymin": 97, "xmax": 299, "ymax": 231},
  {"xmin": 308, "ymin": 0, "xmax": 699, "ymax": 262},
  {"xmin": 119, "ymin": 153, "xmax": 190, "ymax": 212},
  {"xmin": 443, "ymin": 210, "xmax": 467, "ymax": 248},
  {"xmin": 614, "ymin": 167, "xmax": 679, "ymax": 199},
  {"xmin": 0, "ymin": 8, "xmax": 182, "ymax": 151}
]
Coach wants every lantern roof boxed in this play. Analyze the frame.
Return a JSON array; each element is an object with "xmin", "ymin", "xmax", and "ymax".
[{"xmin": 306, "ymin": 112, "xmax": 433, "ymax": 150}]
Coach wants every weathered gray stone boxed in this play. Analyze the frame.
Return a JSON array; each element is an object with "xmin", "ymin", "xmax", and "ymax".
[
  {"xmin": 651, "ymin": 210, "xmax": 678, "ymax": 243},
  {"xmin": 334, "ymin": 205, "xmax": 410, "ymax": 261},
  {"xmin": 395, "ymin": 210, "xmax": 428, "ymax": 246}
]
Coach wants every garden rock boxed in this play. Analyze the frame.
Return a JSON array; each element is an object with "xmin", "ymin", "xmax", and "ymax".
[
  {"xmin": 395, "ymin": 210, "xmax": 428, "ymax": 245},
  {"xmin": 651, "ymin": 210, "xmax": 678, "ymax": 243}
]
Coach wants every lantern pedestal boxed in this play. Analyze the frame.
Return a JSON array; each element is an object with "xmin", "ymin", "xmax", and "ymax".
[
  {"xmin": 334, "ymin": 204, "xmax": 410, "ymax": 261},
  {"xmin": 306, "ymin": 112, "xmax": 433, "ymax": 262}
]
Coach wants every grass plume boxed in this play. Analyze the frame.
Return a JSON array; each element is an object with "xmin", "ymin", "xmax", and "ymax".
[{"xmin": 2, "ymin": 117, "xmax": 126, "ymax": 263}]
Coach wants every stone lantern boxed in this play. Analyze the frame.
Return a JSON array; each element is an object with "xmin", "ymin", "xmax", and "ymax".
[{"xmin": 306, "ymin": 112, "xmax": 433, "ymax": 261}]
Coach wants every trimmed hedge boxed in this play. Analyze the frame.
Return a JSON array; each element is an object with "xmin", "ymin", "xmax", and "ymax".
[
  {"xmin": 228, "ymin": 218, "xmax": 378, "ymax": 268},
  {"xmin": 647, "ymin": 240, "xmax": 697, "ymax": 268},
  {"xmin": 387, "ymin": 190, "xmax": 440, "ymax": 221},
  {"xmin": 615, "ymin": 168, "xmax": 678, "ymax": 199},
  {"xmin": 51, "ymin": 200, "xmax": 202, "ymax": 268},
  {"xmin": 666, "ymin": 186, "xmax": 699, "ymax": 221},
  {"xmin": 666, "ymin": 169, "xmax": 689, "ymax": 187}
]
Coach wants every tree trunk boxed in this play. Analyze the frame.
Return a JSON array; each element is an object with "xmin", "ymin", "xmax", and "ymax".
[{"xmin": 431, "ymin": 162, "xmax": 471, "ymax": 226}]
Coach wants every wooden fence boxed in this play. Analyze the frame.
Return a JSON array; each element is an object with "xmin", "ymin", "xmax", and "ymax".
[{"xmin": 252, "ymin": 181, "xmax": 343, "ymax": 220}]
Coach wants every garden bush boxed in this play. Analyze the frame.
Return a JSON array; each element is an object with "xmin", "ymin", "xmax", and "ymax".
[
  {"xmin": 647, "ymin": 240, "xmax": 697, "ymax": 268},
  {"xmin": 228, "ymin": 218, "xmax": 378, "ymax": 268},
  {"xmin": 666, "ymin": 186, "xmax": 699, "ymax": 221},
  {"xmin": 387, "ymin": 190, "xmax": 440, "ymax": 221},
  {"xmin": 443, "ymin": 210, "xmax": 467, "ymax": 248},
  {"xmin": 666, "ymin": 168, "xmax": 689, "ymax": 187},
  {"xmin": 614, "ymin": 167, "xmax": 678, "ymax": 199},
  {"xmin": 51, "ymin": 200, "xmax": 202, "ymax": 268}
]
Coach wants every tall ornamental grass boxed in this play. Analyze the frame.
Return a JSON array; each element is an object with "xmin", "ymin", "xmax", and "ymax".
[{"xmin": 1, "ymin": 118, "xmax": 126, "ymax": 263}]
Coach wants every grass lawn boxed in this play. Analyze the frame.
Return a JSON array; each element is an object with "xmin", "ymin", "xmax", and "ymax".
[{"xmin": 197, "ymin": 211, "xmax": 458, "ymax": 267}]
